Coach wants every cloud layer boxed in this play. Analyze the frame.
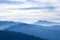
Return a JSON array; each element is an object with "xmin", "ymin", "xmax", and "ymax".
[{"xmin": 0, "ymin": 0, "xmax": 60, "ymax": 23}]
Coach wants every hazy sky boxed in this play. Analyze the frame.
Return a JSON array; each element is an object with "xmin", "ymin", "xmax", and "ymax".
[{"xmin": 0, "ymin": 0, "xmax": 60, "ymax": 23}]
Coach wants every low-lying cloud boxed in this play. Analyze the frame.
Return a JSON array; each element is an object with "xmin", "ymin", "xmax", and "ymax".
[{"xmin": 0, "ymin": 0, "xmax": 60, "ymax": 23}]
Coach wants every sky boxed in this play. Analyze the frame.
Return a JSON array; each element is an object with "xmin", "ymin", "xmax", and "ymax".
[{"xmin": 0, "ymin": 0, "xmax": 60, "ymax": 23}]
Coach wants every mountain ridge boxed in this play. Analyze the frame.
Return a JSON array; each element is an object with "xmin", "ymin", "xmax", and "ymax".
[{"xmin": 0, "ymin": 30, "xmax": 47, "ymax": 40}]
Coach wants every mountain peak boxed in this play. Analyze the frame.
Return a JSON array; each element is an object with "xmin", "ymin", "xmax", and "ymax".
[{"xmin": 34, "ymin": 20, "xmax": 60, "ymax": 26}]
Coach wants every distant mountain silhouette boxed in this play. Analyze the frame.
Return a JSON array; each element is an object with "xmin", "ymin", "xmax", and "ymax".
[
  {"xmin": 6, "ymin": 23, "xmax": 42, "ymax": 32},
  {"xmin": 0, "ymin": 30, "xmax": 47, "ymax": 40},
  {"xmin": 0, "ymin": 21, "xmax": 60, "ymax": 40},
  {"xmin": 0, "ymin": 21, "xmax": 19, "ymax": 26},
  {"xmin": 0, "ymin": 21, "xmax": 20, "ymax": 30},
  {"xmin": 6, "ymin": 22, "xmax": 60, "ymax": 40},
  {"xmin": 34, "ymin": 20, "xmax": 60, "ymax": 26},
  {"xmin": 36, "ymin": 20, "xmax": 58, "ymax": 24}
]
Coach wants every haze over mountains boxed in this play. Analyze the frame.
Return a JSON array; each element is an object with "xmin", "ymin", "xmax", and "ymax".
[
  {"xmin": 0, "ymin": 21, "xmax": 48, "ymax": 40},
  {"xmin": 0, "ymin": 0, "xmax": 60, "ymax": 40},
  {"xmin": 0, "ymin": 21, "xmax": 19, "ymax": 30},
  {"xmin": 0, "ymin": 21, "xmax": 60, "ymax": 40},
  {"xmin": 34, "ymin": 20, "xmax": 60, "ymax": 26}
]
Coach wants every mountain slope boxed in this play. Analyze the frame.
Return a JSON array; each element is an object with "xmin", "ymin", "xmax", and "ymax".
[
  {"xmin": 0, "ymin": 21, "xmax": 19, "ymax": 30},
  {"xmin": 6, "ymin": 23, "xmax": 60, "ymax": 40},
  {"xmin": 0, "ymin": 30, "xmax": 47, "ymax": 40},
  {"xmin": 34, "ymin": 20, "xmax": 60, "ymax": 26}
]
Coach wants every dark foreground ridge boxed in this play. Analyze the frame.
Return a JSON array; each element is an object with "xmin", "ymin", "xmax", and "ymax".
[{"xmin": 0, "ymin": 30, "xmax": 47, "ymax": 40}]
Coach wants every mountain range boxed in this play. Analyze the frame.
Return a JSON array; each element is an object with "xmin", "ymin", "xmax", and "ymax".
[
  {"xmin": 0, "ymin": 21, "xmax": 60, "ymax": 40},
  {"xmin": 34, "ymin": 20, "xmax": 60, "ymax": 26},
  {"xmin": 0, "ymin": 30, "xmax": 47, "ymax": 40},
  {"xmin": 0, "ymin": 21, "xmax": 19, "ymax": 30}
]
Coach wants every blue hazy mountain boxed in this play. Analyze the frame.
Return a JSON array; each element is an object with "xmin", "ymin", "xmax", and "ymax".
[
  {"xmin": 5, "ymin": 22, "xmax": 60, "ymax": 40},
  {"xmin": 35, "ymin": 20, "xmax": 59, "ymax": 24},
  {"xmin": 0, "ymin": 21, "xmax": 60, "ymax": 40},
  {"xmin": 34, "ymin": 20, "xmax": 60, "ymax": 26},
  {"xmin": 0, "ymin": 21, "xmax": 19, "ymax": 30},
  {"xmin": 0, "ymin": 21, "xmax": 17, "ymax": 26},
  {"xmin": 0, "ymin": 21, "xmax": 47, "ymax": 40},
  {"xmin": 0, "ymin": 30, "xmax": 47, "ymax": 40}
]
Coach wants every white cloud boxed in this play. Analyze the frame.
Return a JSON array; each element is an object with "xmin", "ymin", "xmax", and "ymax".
[
  {"xmin": 0, "ymin": 0, "xmax": 60, "ymax": 23},
  {"xmin": 8, "ymin": 0, "xmax": 26, "ymax": 2},
  {"xmin": 0, "ymin": 9, "xmax": 60, "ymax": 23}
]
